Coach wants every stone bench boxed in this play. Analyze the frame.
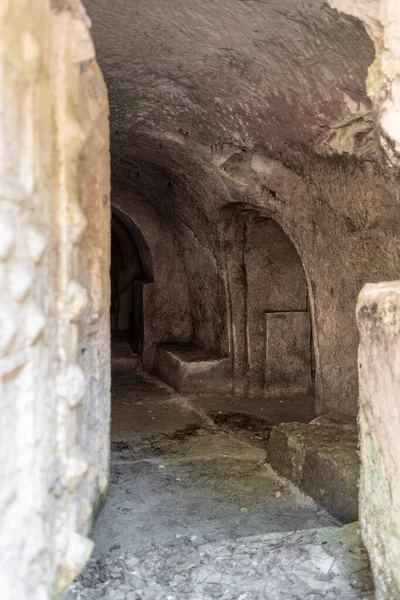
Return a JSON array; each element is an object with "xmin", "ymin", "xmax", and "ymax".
[{"xmin": 154, "ymin": 342, "xmax": 231, "ymax": 394}]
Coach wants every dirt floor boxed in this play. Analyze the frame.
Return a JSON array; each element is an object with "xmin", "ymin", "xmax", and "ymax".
[{"xmin": 65, "ymin": 347, "xmax": 373, "ymax": 599}]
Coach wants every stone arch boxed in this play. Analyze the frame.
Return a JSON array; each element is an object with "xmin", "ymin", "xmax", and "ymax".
[
  {"xmin": 112, "ymin": 206, "xmax": 154, "ymax": 283},
  {"xmin": 221, "ymin": 202, "xmax": 316, "ymax": 396}
]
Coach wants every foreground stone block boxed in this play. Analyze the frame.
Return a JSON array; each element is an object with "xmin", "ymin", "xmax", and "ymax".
[
  {"xmin": 357, "ymin": 282, "xmax": 400, "ymax": 600},
  {"xmin": 266, "ymin": 415, "xmax": 359, "ymax": 522}
]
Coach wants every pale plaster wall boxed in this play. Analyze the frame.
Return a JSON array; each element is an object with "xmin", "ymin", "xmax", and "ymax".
[{"xmin": 0, "ymin": 1, "xmax": 110, "ymax": 599}]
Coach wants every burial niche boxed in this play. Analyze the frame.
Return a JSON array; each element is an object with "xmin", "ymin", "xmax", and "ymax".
[{"xmin": 222, "ymin": 205, "xmax": 314, "ymax": 395}]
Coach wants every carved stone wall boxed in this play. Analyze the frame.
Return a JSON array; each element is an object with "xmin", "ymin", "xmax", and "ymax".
[
  {"xmin": 0, "ymin": 1, "xmax": 110, "ymax": 599},
  {"xmin": 221, "ymin": 208, "xmax": 310, "ymax": 394}
]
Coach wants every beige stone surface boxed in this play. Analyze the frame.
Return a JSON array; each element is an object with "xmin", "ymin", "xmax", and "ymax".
[
  {"xmin": 328, "ymin": 3, "xmax": 400, "ymax": 596},
  {"xmin": 222, "ymin": 211, "xmax": 309, "ymax": 395},
  {"xmin": 154, "ymin": 342, "xmax": 231, "ymax": 393},
  {"xmin": 2, "ymin": 0, "xmax": 400, "ymax": 598},
  {"xmin": 0, "ymin": 1, "xmax": 110, "ymax": 598},
  {"xmin": 357, "ymin": 281, "xmax": 400, "ymax": 599}
]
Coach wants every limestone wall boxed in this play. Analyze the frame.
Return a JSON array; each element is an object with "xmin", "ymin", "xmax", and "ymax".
[
  {"xmin": 110, "ymin": 132, "xmax": 400, "ymax": 415},
  {"xmin": 85, "ymin": 0, "xmax": 400, "ymax": 418},
  {"xmin": 0, "ymin": 1, "xmax": 110, "ymax": 598}
]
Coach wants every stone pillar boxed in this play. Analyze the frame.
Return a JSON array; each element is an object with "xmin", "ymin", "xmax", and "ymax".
[
  {"xmin": 221, "ymin": 214, "xmax": 247, "ymax": 393},
  {"xmin": 357, "ymin": 281, "xmax": 400, "ymax": 600}
]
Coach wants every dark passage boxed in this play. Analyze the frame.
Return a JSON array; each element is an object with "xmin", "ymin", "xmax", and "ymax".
[{"xmin": 111, "ymin": 211, "xmax": 153, "ymax": 355}]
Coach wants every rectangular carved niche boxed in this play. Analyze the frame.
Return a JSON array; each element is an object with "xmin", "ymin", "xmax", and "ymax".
[{"xmin": 265, "ymin": 311, "xmax": 311, "ymax": 392}]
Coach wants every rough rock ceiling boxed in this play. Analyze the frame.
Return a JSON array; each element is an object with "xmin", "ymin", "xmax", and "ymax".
[{"xmin": 86, "ymin": 0, "xmax": 374, "ymax": 159}]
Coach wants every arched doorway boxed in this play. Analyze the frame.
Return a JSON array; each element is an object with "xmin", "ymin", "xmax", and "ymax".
[
  {"xmin": 222, "ymin": 204, "xmax": 314, "ymax": 395},
  {"xmin": 110, "ymin": 209, "xmax": 153, "ymax": 355}
]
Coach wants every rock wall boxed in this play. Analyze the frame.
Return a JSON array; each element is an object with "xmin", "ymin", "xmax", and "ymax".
[
  {"xmin": 219, "ymin": 149, "xmax": 400, "ymax": 415},
  {"xmin": 329, "ymin": 0, "xmax": 400, "ymax": 169},
  {"xmin": 84, "ymin": 0, "xmax": 400, "ymax": 418},
  {"xmin": 0, "ymin": 1, "xmax": 110, "ymax": 598}
]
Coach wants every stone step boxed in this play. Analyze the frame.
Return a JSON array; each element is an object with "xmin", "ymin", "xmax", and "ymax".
[
  {"xmin": 266, "ymin": 414, "xmax": 359, "ymax": 523},
  {"xmin": 154, "ymin": 342, "xmax": 230, "ymax": 393}
]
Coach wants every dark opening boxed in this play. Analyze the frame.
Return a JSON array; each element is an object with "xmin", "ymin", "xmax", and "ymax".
[{"xmin": 110, "ymin": 210, "xmax": 153, "ymax": 355}]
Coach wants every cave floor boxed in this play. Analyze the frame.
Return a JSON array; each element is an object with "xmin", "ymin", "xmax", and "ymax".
[{"xmin": 66, "ymin": 351, "xmax": 373, "ymax": 599}]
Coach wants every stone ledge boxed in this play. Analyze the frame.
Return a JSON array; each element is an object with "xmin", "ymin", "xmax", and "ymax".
[
  {"xmin": 266, "ymin": 415, "xmax": 359, "ymax": 522},
  {"xmin": 154, "ymin": 342, "xmax": 231, "ymax": 393}
]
